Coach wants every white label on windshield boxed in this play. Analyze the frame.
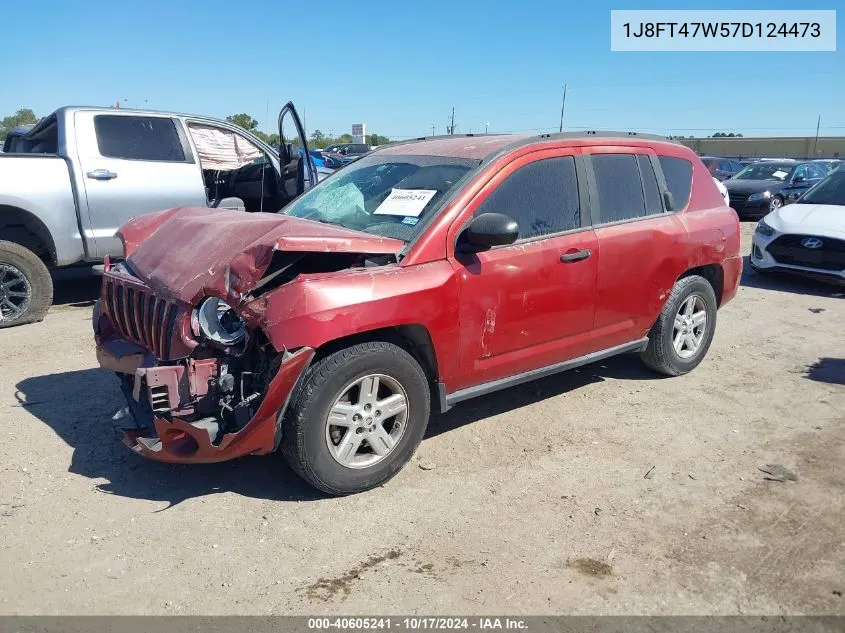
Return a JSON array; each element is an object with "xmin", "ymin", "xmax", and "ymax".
[
  {"xmin": 772, "ymin": 170, "xmax": 788, "ymax": 179},
  {"xmin": 374, "ymin": 189, "xmax": 437, "ymax": 217}
]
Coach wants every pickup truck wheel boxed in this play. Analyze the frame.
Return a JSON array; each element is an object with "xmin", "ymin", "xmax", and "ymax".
[
  {"xmin": 282, "ymin": 341, "xmax": 430, "ymax": 495},
  {"xmin": 0, "ymin": 240, "xmax": 53, "ymax": 329},
  {"xmin": 641, "ymin": 274, "xmax": 717, "ymax": 376}
]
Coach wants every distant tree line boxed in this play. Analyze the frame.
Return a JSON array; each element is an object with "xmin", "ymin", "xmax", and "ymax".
[
  {"xmin": 711, "ymin": 132, "xmax": 744, "ymax": 137},
  {"xmin": 225, "ymin": 113, "xmax": 390, "ymax": 150},
  {"xmin": 0, "ymin": 108, "xmax": 38, "ymax": 141},
  {"xmin": 1, "ymin": 107, "xmax": 393, "ymax": 150}
]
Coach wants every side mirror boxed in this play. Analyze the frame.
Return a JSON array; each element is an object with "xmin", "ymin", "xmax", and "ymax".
[{"xmin": 459, "ymin": 213, "xmax": 519, "ymax": 252}]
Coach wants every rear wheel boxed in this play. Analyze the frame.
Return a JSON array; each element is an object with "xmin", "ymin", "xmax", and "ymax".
[
  {"xmin": 282, "ymin": 341, "xmax": 430, "ymax": 495},
  {"xmin": 641, "ymin": 275, "xmax": 718, "ymax": 376},
  {"xmin": 0, "ymin": 240, "xmax": 53, "ymax": 329}
]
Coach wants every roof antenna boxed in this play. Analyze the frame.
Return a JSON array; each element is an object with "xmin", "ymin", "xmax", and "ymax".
[{"xmin": 559, "ymin": 84, "xmax": 567, "ymax": 133}]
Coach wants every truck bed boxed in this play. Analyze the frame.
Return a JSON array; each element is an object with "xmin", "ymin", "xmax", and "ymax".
[{"xmin": 0, "ymin": 154, "xmax": 85, "ymax": 266}]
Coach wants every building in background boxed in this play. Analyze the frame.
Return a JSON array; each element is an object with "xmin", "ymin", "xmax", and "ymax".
[{"xmin": 678, "ymin": 136, "xmax": 843, "ymax": 160}]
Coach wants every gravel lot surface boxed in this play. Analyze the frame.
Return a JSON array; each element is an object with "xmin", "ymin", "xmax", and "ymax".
[{"xmin": 1, "ymin": 223, "xmax": 843, "ymax": 615}]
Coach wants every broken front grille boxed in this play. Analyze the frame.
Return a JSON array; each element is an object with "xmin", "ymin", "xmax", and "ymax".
[{"xmin": 103, "ymin": 272, "xmax": 196, "ymax": 360}]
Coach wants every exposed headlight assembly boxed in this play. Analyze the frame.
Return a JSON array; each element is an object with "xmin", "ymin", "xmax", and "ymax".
[
  {"xmin": 195, "ymin": 297, "xmax": 246, "ymax": 345},
  {"xmin": 755, "ymin": 218, "xmax": 775, "ymax": 237},
  {"xmin": 747, "ymin": 191, "xmax": 772, "ymax": 202}
]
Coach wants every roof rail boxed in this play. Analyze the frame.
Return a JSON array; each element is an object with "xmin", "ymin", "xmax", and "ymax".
[
  {"xmin": 372, "ymin": 130, "xmax": 681, "ymax": 160},
  {"xmin": 537, "ymin": 130, "xmax": 678, "ymax": 143},
  {"xmin": 378, "ymin": 133, "xmax": 493, "ymax": 148}
]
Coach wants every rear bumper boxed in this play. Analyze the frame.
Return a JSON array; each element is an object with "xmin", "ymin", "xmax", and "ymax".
[
  {"xmin": 94, "ymin": 301, "xmax": 314, "ymax": 464},
  {"xmin": 720, "ymin": 255, "xmax": 744, "ymax": 305}
]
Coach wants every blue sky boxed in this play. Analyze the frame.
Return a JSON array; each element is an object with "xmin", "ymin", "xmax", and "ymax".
[{"xmin": 1, "ymin": 0, "xmax": 842, "ymax": 139}]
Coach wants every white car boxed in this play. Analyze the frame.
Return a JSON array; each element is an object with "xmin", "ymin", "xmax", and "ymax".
[
  {"xmin": 714, "ymin": 177, "xmax": 729, "ymax": 206},
  {"xmin": 751, "ymin": 168, "xmax": 845, "ymax": 283}
]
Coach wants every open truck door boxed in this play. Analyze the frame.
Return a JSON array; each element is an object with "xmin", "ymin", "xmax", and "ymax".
[{"xmin": 278, "ymin": 102, "xmax": 317, "ymax": 200}]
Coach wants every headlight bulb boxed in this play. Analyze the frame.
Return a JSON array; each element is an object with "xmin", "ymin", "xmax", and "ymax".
[{"xmin": 196, "ymin": 297, "xmax": 246, "ymax": 345}]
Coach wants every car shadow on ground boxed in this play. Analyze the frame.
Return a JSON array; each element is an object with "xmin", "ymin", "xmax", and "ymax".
[
  {"xmin": 15, "ymin": 353, "xmax": 660, "ymax": 506},
  {"xmin": 426, "ymin": 353, "xmax": 660, "ymax": 439},
  {"xmin": 15, "ymin": 368, "xmax": 326, "ymax": 507},
  {"xmin": 739, "ymin": 255, "xmax": 845, "ymax": 299},
  {"xmin": 804, "ymin": 358, "xmax": 845, "ymax": 386},
  {"xmin": 51, "ymin": 270, "xmax": 102, "ymax": 309}
]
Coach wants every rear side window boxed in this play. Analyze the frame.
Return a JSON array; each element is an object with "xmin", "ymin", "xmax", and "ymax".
[
  {"xmin": 477, "ymin": 156, "xmax": 580, "ymax": 240},
  {"xmin": 637, "ymin": 155, "xmax": 663, "ymax": 215},
  {"xmin": 591, "ymin": 154, "xmax": 646, "ymax": 223},
  {"xmin": 658, "ymin": 156, "xmax": 693, "ymax": 210},
  {"xmin": 94, "ymin": 115, "xmax": 186, "ymax": 162},
  {"xmin": 809, "ymin": 163, "xmax": 828, "ymax": 179}
]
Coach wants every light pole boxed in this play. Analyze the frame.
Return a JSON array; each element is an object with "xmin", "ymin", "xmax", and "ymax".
[{"xmin": 485, "ymin": 122, "xmax": 489, "ymax": 135}]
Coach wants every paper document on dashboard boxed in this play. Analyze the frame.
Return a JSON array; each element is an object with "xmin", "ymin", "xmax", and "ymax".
[{"xmin": 373, "ymin": 189, "xmax": 437, "ymax": 217}]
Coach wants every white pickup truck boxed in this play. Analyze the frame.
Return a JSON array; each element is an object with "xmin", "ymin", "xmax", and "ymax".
[{"xmin": 0, "ymin": 103, "xmax": 319, "ymax": 328}]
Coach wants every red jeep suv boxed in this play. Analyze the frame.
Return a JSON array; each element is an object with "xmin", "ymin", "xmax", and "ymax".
[{"xmin": 93, "ymin": 132, "xmax": 741, "ymax": 495}]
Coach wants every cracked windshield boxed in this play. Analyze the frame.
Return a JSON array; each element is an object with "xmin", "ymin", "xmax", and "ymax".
[{"xmin": 284, "ymin": 155, "xmax": 479, "ymax": 241}]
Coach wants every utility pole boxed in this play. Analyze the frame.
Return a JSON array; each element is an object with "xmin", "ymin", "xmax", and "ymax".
[
  {"xmin": 431, "ymin": 124, "xmax": 435, "ymax": 136},
  {"xmin": 813, "ymin": 114, "xmax": 821, "ymax": 156},
  {"xmin": 558, "ymin": 84, "xmax": 567, "ymax": 133},
  {"xmin": 449, "ymin": 106, "xmax": 455, "ymax": 135},
  {"xmin": 485, "ymin": 122, "xmax": 490, "ymax": 135}
]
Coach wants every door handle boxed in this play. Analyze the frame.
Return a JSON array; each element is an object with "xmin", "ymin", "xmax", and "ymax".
[
  {"xmin": 86, "ymin": 169, "xmax": 118, "ymax": 181},
  {"xmin": 560, "ymin": 248, "xmax": 592, "ymax": 263}
]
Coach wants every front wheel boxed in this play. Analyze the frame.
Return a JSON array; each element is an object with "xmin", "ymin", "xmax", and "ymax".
[
  {"xmin": 0, "ymin": 240, "xmax": 53, "ymax": 329},
  {"xmin": 282, "ymin": 341, "xmax": 431, "ymax": 495},
  {"xmin": 641, "ymin": 275, "xmax": 718, "ymax": 376},
  {"xmin": 768, "ymin": 195, "xmax": 783, "ymax": 213}
]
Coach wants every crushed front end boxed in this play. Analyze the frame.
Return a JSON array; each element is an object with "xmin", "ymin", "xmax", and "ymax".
[{"xmin": 93, "ymin": 259, "xmax": 313, "ymax": 463}]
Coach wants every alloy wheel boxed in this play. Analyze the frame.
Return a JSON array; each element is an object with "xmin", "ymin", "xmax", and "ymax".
[
  {"xmin": 325, "ymin": 373, "xmax": 409, "ymax": 469},
  {"xmin": 672, "ymin": 294, "xmax": 707, "ymax": 359},
  {"xmin": 0, "ymin": 263, "xmax": 32, "ymax": 324}
]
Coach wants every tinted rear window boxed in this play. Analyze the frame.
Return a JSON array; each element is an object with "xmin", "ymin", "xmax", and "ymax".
[
  {"xmin": 592, "ymin": 154, "xmax": 647, "ymax": 223},
  {"xmin": 637, "ymin": 155, "xmax": 663, "ymax": 215},
  {"xmin": 658, "ymin": 156, "xmax": 693, "ymax": 210},
  {"xmin": 94, "ymin": 115, "xmax": 186, "ymax": 162}
]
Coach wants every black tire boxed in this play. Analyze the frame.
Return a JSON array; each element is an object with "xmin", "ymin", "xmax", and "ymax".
[
  {"xmin": 0, "ymin": 240, "xmax": 53, "ymax": 329},
  {"xmin": 641, "ymin": 275, "xmax": 718, "ymax": 377},
  {"xmin": 282, "ymin": 341, "xmax": 431, "ymax": 495},
  {"xmin": 768, "ymin": 195, "xmax": 784, "ymax": 214}
]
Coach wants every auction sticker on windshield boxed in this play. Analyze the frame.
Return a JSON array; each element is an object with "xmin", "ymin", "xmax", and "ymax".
[
  {"xmin": 374, "ymin": 189, "xmax": 437, "ymax": 217},
  {"xmin": 772, "ymin": 170, "xmax": 788, "ymax": 179}
]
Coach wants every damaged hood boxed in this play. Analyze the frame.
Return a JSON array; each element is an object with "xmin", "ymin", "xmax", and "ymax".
[{"xmin": 118, "ymin": 207, "xmax": 404, "ymax": 304}]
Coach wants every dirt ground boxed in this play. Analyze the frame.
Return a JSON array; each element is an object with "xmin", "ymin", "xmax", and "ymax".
[{"xmin": 1, "ymin": 222, "xmax": 843, "ymax": 615}]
